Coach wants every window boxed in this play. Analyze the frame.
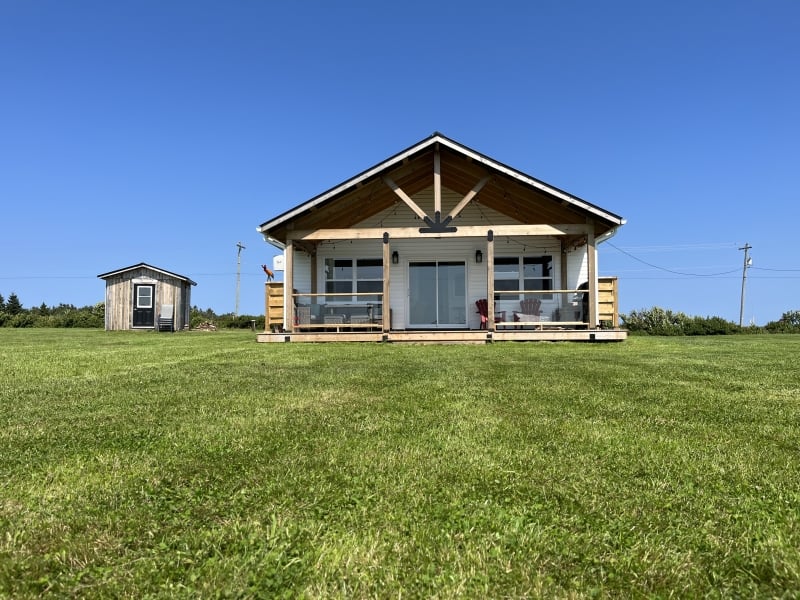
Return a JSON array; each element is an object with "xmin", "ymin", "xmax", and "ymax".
[
  {"xmin": 355, "ymin": 258, "xmax": 383, "ymax": 302},
  {"xmin": 136, "ymin": 285, "xmax": 153, "ymax": 308},
  {"xmin": 325, "ymin": 258, "xmax": 383, "ymax": 302},
  {"xmin": 325, "ymin": 259, "xmax": 353, "ymax": 300},
  {"xmin": 494, "ymin": 256, "xmax": 553, "ymax": 300}
]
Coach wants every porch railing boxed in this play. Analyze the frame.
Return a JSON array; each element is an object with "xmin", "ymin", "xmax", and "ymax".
[
  {"xmin": 265, "ymin": 278, "xmax": 618, "ymax": 333},
  {"xmin": 290, "ymin": 292, "xmax": 385, "ymax": 331},
  {"xmin": 492, "ymin": 277, "xmax": 619, "ymax": 329},
  {"xmin": 493, "ymin": 289, "xmax": 587, "ymax": 329}
]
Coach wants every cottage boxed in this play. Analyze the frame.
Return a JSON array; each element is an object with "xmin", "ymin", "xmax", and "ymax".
[
  {"xmin": 257, "ymin": 133, "xmax": 625, "ymax": 343},
  {"xmin": 97, "ymin": 263, "xmax": 196, "ymax": 331}
]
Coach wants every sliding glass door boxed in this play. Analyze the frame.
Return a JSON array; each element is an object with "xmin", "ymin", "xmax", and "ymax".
[{"xmin": 408, "ymin": 261, "xmax": 466, "ymax": 328}]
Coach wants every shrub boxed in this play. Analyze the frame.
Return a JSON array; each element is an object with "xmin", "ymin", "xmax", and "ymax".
[
  {"xmin": 10, "ymin": 313, "xmax": 35, "ymax": 328},
  {"xmin": 621, "ymin": 307, "xmax": 687, "ymax": 335},
  {"xmin": 216, "ymin": 314, "xmax": 265, "ymax": 330},
  {"xmin": 683, "ymin": 315, "xmax": 741, "ymax": 336},
  {"xmin": 621, "ymin": 307, "xmax": 741, "ymax": 336},
  {"xmin": 765, "ymin": 310, "xmax": 800, "ymax": 333},
  {"xmin": 34, "ymin": 315, "xmax": 58, "ymax": 328},
  {"xmin": 190, "ymin": 315, "xmax": 209, "ymax": 329},
  {"xmin": 0, "ymin": 298, "xmax": 104, "ymax": 328}
]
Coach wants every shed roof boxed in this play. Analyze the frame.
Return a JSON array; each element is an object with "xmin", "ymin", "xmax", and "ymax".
[
  {"xmin": 97, "ymin": 262, "xmax": 197, "ymax": 285},
  {"xmin": 257, "ymin": 132, "xmax": 625, "ymax": 245}
]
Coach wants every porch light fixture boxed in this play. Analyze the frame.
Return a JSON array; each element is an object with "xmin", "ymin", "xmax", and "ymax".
[
  {"xmin": 475, "ymin": 250, "xmax": 483, "ymax": 264},
  {"xmin": 392, "ymin": 250, "xmax": 399, "ymax": 265}
]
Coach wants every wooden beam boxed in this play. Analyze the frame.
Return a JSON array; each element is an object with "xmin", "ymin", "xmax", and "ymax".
[
  {"xmin": 287, "ymin": 223, "xmax": 590, "ymax": 241},
  {"xmin": 310, "ymin": 252, "xmax": 317, "ymax": 295},
  {"xmin": 446, "ymin": 175, "xmax": 490, "ymax": 221},
  {"xmin": 382, "ymin": 175, "xmax": 428, "ymax": 221},
  {"xmin": 434, "ymin": 147, "xmax": 441, "ymax": 216},
  {"xmin": 383, "ymin": 234, "xmax": 391, "ymax": 333},
  {"xmin": 487, "ymin": 231, "xmax": 495, "ymax": 330}
]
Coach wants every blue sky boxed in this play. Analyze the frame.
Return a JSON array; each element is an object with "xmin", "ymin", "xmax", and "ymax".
[{"xmin": 1, "ymin": 1, "xmax": 798, "ymax": 324}]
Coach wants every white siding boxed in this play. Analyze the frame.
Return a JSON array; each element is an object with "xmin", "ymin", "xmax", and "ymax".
[
  {"xmin": 566, "ymin": 247, "xmax": 589, "ymax": 291},
  {"xmin": 358, "ymin": 187, "xmax": 520, "ymax": 229},
  {"xmin": 292, "ymin": 252, "xmax": 312, "ymax": 295},
  {"xmin": 283, "ymin": 251, "xmax": 312, "ymax": 325}
]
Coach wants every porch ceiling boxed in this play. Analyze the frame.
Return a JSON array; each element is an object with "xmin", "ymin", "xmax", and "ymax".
[{"xmin": 259, "ymin": 134, "xmax": 624, "ymax": 244}]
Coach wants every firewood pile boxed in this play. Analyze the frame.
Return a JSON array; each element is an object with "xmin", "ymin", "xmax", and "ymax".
[{"xmin": 193, "ymin": 321, "xmax": 217, "ymax": 331}]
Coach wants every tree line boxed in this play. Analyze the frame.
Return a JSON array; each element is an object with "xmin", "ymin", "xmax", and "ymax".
[
  {"xmin": 0, "ymin": 292, "xmax": 105, "ymax": 328},
  {"xmin": 0, "ymin": 292, "xmax": 265, "ymax": 330},
  {"xmin": 1, "ymin": 291, "xmax": 797, "ymax": 334}
]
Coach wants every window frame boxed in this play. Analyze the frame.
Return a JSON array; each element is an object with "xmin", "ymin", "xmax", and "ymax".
[
  {"xmin": 324, "ymin": 257, "xmax": 384, "ymax": 303},
  {"xmin": 493, "ymin": 255, "xmax": 554, "ymax": 301},
  {"xmin": 136, "ymin": 285, "xmax": 153, "ymax": 309}
]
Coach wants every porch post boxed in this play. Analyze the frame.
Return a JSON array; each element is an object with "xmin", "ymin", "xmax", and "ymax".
[
  {"xmin": 310, "ymin": 249, "xmax": 317, "ymax": 296},
  {"xmin": 487, "ymin": 230, "xmax": 495, "ymax": 330},
  {"xmin": 586, "ymin": 225, "xmax": 597, "ymax": 328},
  {"xmin": 285, "ymin": 240, "xmax": 295, "ymax": 333},
  {"xmin": 382, "ymin": 232, "xmax": 390, "ymax": 333},
  {"xmin": 560, "ymin": 239, "xmax": 569, "ymax": 320}
]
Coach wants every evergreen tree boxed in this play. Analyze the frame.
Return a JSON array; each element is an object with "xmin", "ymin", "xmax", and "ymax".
[
  {"xmin": 6, "ymin": 293, "xmax": 22, "ymax": 315},
  {"xmin": 38, "ymin": 302, "xmax": 50, "ymax": 316},
  {"xmin": 0, "ymin": 293, "xmax": 5, "ymax": 312}
]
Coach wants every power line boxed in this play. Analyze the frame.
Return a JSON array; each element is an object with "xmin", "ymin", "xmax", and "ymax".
[
  {"xmin": 0, "ymin": 275, "xmax": 97, "ymax": 280},
  {"xmin": 0, "ymin": 272, "xmax": 267, "ymax": 279},
  {"xmin": 606, "ymin": 242, "xmax": 740, "ymax": 277},
  {"xmin": 611, "ymin": 242, "xmax": 736, "ymax": 252},
  {"xmin": 615, "ymin": 274, "xmax": 800, "ymax": 280},
  {"xmin": 751, "ymin": 266, "xmax": 800, "ymax": 272}
]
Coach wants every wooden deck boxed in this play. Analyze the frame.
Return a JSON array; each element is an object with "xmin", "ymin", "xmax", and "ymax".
[{"xmin": 256, "ymin": 328, "xmax": 627, "ymax": 344}]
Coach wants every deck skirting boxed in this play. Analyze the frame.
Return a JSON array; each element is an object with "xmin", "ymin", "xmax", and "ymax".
[{"xmin": 256, "ymin": 329, "xmax": 627, "ymax": 344}]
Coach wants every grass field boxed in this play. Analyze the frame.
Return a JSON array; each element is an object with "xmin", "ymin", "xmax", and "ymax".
[{"xmin": 1, "ymin": 329, "xmax": 799, "ymax": 598}]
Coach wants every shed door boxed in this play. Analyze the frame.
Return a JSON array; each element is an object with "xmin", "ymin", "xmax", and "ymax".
[{"xmin": 133, "ymin": 284, "xmax": 155, "ymax": 327}]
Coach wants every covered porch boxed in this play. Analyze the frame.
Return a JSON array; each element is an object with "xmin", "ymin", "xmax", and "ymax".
[{"xmin": 257, "ymin": 231, "xmax": 625, "ymax": 344}]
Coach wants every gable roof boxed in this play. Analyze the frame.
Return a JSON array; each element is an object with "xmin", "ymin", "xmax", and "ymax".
[
  {"xmin": 258, "ymin": 132, "xmax": 625, "ymax": 245},
  {"xmin": 97, "ymin": 262, "xmax": 197, "ymax": 285}
]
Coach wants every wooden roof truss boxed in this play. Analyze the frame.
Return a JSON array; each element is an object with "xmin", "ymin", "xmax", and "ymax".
[{"xmin": 259, "ymin": 134, "xmax": 624, "ymax": 246}]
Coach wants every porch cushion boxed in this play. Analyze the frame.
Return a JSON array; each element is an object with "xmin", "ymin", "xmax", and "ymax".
[{"xmin": 513, "ymin": 312, "xmax": 541, "ymax": 322}]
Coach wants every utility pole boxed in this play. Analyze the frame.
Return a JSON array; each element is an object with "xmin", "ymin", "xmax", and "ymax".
[
  {"xmin": 235, "ymin": 241, "xmax": 246, "ymax": 316},
  {"xmin": 739, "ymin": 243, "xmax": 752, "ymax": 327}
]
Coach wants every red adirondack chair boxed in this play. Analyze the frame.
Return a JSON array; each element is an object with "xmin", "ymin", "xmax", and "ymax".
[{"xmin": 476, "ymin": 299, "xmax": 505, "ymax": 329}]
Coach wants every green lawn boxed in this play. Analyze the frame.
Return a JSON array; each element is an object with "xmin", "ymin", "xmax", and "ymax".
[{"xmin": 1, "ymin": 330, "xmax": 798, "ymax": 598}]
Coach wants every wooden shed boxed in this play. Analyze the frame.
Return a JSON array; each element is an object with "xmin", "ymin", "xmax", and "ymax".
[{"xmin": 97, "ymin": 263, "xmax": 196, "ymax": 331}]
